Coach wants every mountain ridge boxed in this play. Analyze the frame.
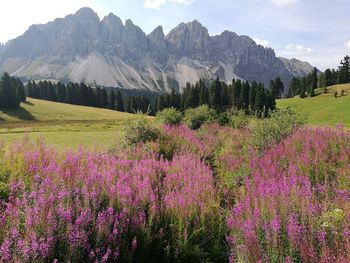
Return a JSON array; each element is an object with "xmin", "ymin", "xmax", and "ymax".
[{"xmin": 0, "ymin": 7, "xmax": 314, "ymax": 92}]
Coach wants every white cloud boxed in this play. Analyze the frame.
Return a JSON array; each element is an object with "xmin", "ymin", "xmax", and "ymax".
[
  {"xmin": 144, "ymin": 0, "xmax": 193, "ymax": 9},
  {"xmin": 144, "ymin": 0, "xmax": 166, "ymax": 9},
  {"xmin": 346, "ymin": 40, "xmax": 350, "ymax": 49},
  {"xmin": 270, "ymin": 0, "xmax": 300, "ymax": 6},
  {"xmin": 253, "ymin": 38, "xmax": 270, "ymax": 47},
  {"xmin": 286, "ymin": 44, "xmax": 314, "ymax": 54}
]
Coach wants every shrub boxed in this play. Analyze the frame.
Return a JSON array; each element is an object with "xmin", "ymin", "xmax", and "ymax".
[
  {"xmin": 228, "ymin": 109, "xmax": 250, "ymax": 129},
  {"xmin": 217, "ymin": 112, "xmax": 230, "ymax": 126},
  {"xmin": 121, "ymin": 113, "xmax": 160, "ymax": 147},
  {"xmin": 156, "ymin": 107, "xmax": 183, "ymax": 126},
  {"xmin": 251, "ymin": 107, "xmax": 305, "ymax": 153},
  {"xmin": 0, "ymin": 182, "xmax": 9, "ymax": 200},
  {"xmin": 184, "ymin": 105, "xmax": 216, "ymax": 130}
]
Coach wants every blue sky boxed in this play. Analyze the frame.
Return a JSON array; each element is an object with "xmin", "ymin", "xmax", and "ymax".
[{"xmin": 1, "ymin": 0, "xmax": 349, "ymax": 70}]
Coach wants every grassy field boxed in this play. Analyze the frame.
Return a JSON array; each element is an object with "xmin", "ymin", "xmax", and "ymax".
[
  {"xmin": 277, "ymin": 83, "xmax": 350, "ymax": 127},
  {"xmin": 0, "ymin": 98, "xmax": 138, "ymax": 149}
]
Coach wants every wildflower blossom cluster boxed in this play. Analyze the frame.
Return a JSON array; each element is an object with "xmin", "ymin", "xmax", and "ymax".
[{"xmin": 1, "ymin": 124, "xmax": 350, "ymax": 262}]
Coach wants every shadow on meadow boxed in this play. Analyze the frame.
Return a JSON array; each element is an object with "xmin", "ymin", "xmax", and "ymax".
[
  {"xmin": 23, "ymin": 101, "xmax": 35, "ymax": 106},
  {"xmin": 0, "ymin": 106, "xmax": 36, "ymax": 121}
]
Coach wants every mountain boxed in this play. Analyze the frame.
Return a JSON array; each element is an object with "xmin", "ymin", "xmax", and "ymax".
[{"xmin": 0, "ymin": 7, "xmax": 314, "ymax": 92}]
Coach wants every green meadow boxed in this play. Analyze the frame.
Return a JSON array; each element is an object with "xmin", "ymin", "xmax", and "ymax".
[
  {"xmin": 0, "ymin": 98, "xmax": 139, "ymax": 149},
  {"xmin": 1, "ymin": 83, "xmax": 350, "ymax": 150},
  {"xmin": 277, "ymin": 83, "xmax": 350, "ymax": 127}
]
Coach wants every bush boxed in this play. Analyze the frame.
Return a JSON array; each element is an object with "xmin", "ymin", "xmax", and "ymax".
[
  {"xmin": 228, "ymin": 109, "xmax": 250, "ymax": 129},
  {"xmin": 217, "ymin": 112, "xmax": 230, "ymax": 126},
  {"xmin": 156, "ymin": 107, "xmax": 183, "ymax": 126},
  {"xmin": 184, "ymin": 105, "xmax": 216, "ymax": 130},
  {"xmin": 0, "ymin": 182, "xmax": 9, "ymax": 200},
  {"xmin": 251, "ymin": 107, "xmax": 305, "ymax": 153},
  {"xmin": 121, "ymin": 113, "xmax": 160, "ymax": 147}
]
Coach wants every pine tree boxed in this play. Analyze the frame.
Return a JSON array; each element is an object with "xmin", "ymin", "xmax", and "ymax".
[
  {"xmin": 288, "ymin": 77, "xmax": 298, "ymax": 98},
  {"xmin": 125, "ymin": 97, "xmax": 134, "ymax": 113},
  {"xmin": 116, "ymin": 91, "xmax": 124, "ymax": 112},
  {"xmin": 338, "ymin": 55, "xmax": 350, "ymax": 84},
  {"xmin": 300, "ymin": 77, "xmax": 306, "ymax": 98},
  {"xmin": 210, "ymin": 77, "xmax": 222, "ymax": 109},
  {"xmin": 249, "ymin": 81, "xmax": 257, "ymax": 112},
  {"xmin": 233, "ymin": 79, "xmax": 242, "ymax": 109},
  {"xmin": 182, "ymin": 82, "xmax": 192, "ymax": 110},
  {"xmin": 155, "ymin": 95, "xmax": 164, "ymax": 113},
  {"xmin": 264, "ymin": 89, "xmax": 276, "ymax": 117},
  {"xmin": 74, "ymin": 83, "xmax": 81, "ymax": 105},
  {"xmin": 220, "ymin": 83, "xmax": 230, "ymax": 110},
  {"xmin": 0, "ymin": 73, "xmax": 20, "ymax": 108},
  {"xmin": 190, "ymin": 84, "xmax": 199, "ymax": 108},
  {"xmin": 309, "ymin": 67, "xmax": 318, "ymax": 97},
  {"xmin": 47, "ymin": 81, "xmax": 57, "ymax": 102},
  {"xmin": 79, "ymin": 83, "xmax": 89, "ymax": 106},
  {"xmin": 274, "ymin": 77, "xmax": 284, "ymax": 99},
  {"xmin": 254, "ymin": 84, "xmax": 265, "ymax": 118},
  {"xmin": 27, "ymin": 81, "xmax": 34, "ymax": 98},
  {"xmin": 333, "ymin": 69, "xmax": 339, "ymax": 84},
  {"xmin": 100, "ymin": 89, "xmax": 108, "ymax": 108},
  {"xmin": 324, "ymin": 69, "xmax": 333, "ymax": 86},
  {"xmin": 198, "ymin": 79, "xmax": 209, "ymax": 105},
  {"xmin": 241, "ymin": 81, "xmax": 250, "ymax": 110},
  {"xmin": 66, "ymin": 82, "xmax": 76, "ymax": 104},
  {"xmin": 85, "ymin": 86, "xmax": 92, "ymax": 106},
  {"xmin": 32, "ymin": 81, "xmax": 39, "ymax": 98},
  {"xmin": 56, "ymin": 82, "xmax": 67, "ymax": 103},
  {"xmin": 109, "ymin": 90, "xmax": 116, "ymax": 110},
  {"xmin": 16, "ymin": 78, "xmax": 26, "ymax": 102}
]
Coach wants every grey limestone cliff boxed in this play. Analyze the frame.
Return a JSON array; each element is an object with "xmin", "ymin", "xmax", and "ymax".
[{"xmin": 0, "ymin": 7, "xmax": 314, "ymax": 91}]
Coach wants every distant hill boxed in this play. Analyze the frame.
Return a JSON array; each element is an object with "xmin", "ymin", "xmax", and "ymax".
[
  {"xmin": 0, "ymin": 7, "xmax": 314, "ymax": 92},
  {"xmin": 277, "ymin": 84, "xmax": 350, "ymax": 127}
]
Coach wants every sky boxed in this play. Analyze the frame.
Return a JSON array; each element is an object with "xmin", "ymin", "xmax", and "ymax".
[{"xmin": 0, "ymin": 0, "xmax": 350, "ymax": 70}]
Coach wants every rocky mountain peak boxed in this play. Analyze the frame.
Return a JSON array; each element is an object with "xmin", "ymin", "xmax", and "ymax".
[
  {"xmin": 74, "ymin": 7, "xmax": 100, "ymax": 21},
  {"xmin": 166, "ymin": 20, "xmax": 211, "ymax": 59},
  {"xmin": 101, "ymin": 13, "xmax": 124, "ymax": 45},
  {"xmin": 122, "ymin": 19, "xmax": 149, "ymax": 52},
  {"xmin": 149, "ymin": 26, "xmax": 166, "ymax": 49},
  {"xmin": 125, "ymin": 19, "xmax": 134, "ymax": 27},
  {"xmin": 0, "ymin": 7, "xmax": 315, "ymax": 92},
  {"xmin": 102, "ymin": 13, "xmax": 123, "ymax": 27}
]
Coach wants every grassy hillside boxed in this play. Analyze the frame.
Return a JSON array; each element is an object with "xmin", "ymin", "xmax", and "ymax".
[
  {"xmin": 277, "ymin": 83, "xmax": 350, "ymax": 127},
  {"xmin": 0, "ymin": 98, "xmax": 136, "ymax": 122},
  {"xmin": 0, "ymin": 98, "xmax": 139, "ymax": 149}
]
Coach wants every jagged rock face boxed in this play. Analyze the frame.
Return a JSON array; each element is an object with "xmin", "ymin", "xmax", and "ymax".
[
  {"xmin": 122, "ymin": 19, "xmax": 149, "ymax": 53},
  {"xmin": 166, "ymin": 20, "xmax": 212, "ymax": 60},
  {"xmin": 101, "ymin": 13, "xmax": 124, "ymax": 47},
  {"xmin": 280, "ymin": 57, "xmax": 315, "ymax": 77},
  {"xmin": 149, "ymin": 26, "xmax": 166, "ymax": 50},
  {"xmin": 0, "ymin": 7, "xmax": 314, "ymax": 91},
  {"xmin": 211, "ymin": 31, "xmax": 255, "ymax": 65}
]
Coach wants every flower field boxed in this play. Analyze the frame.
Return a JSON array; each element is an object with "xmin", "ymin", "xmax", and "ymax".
[{"xmin": 1, "ymin": 123, "xmax": 350, "ymax": 262}]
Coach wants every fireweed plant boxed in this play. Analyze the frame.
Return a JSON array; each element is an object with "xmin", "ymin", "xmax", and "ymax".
[{"xmin": 1, "ymin": 122, "xmax": 350, "ymax": 262}]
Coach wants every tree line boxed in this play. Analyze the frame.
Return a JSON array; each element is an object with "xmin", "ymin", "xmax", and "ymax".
[
  {"xmin": 155, "ymin": 77, "xmax": 282, "ymax": 118},
  {"xmin": 0, "ymin": 73, "xmax": 26, "ymax": 109},
  {"xmin": 1, "ymin": 71, "xmax": 281, "ymax": 118},
  {"xmin": 288, "ymin": 55, "xmax": 350, "ymax": 98},
  {"xmin": 26, "ymin": 80, "xmax": 125, "ymax": 111}
]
